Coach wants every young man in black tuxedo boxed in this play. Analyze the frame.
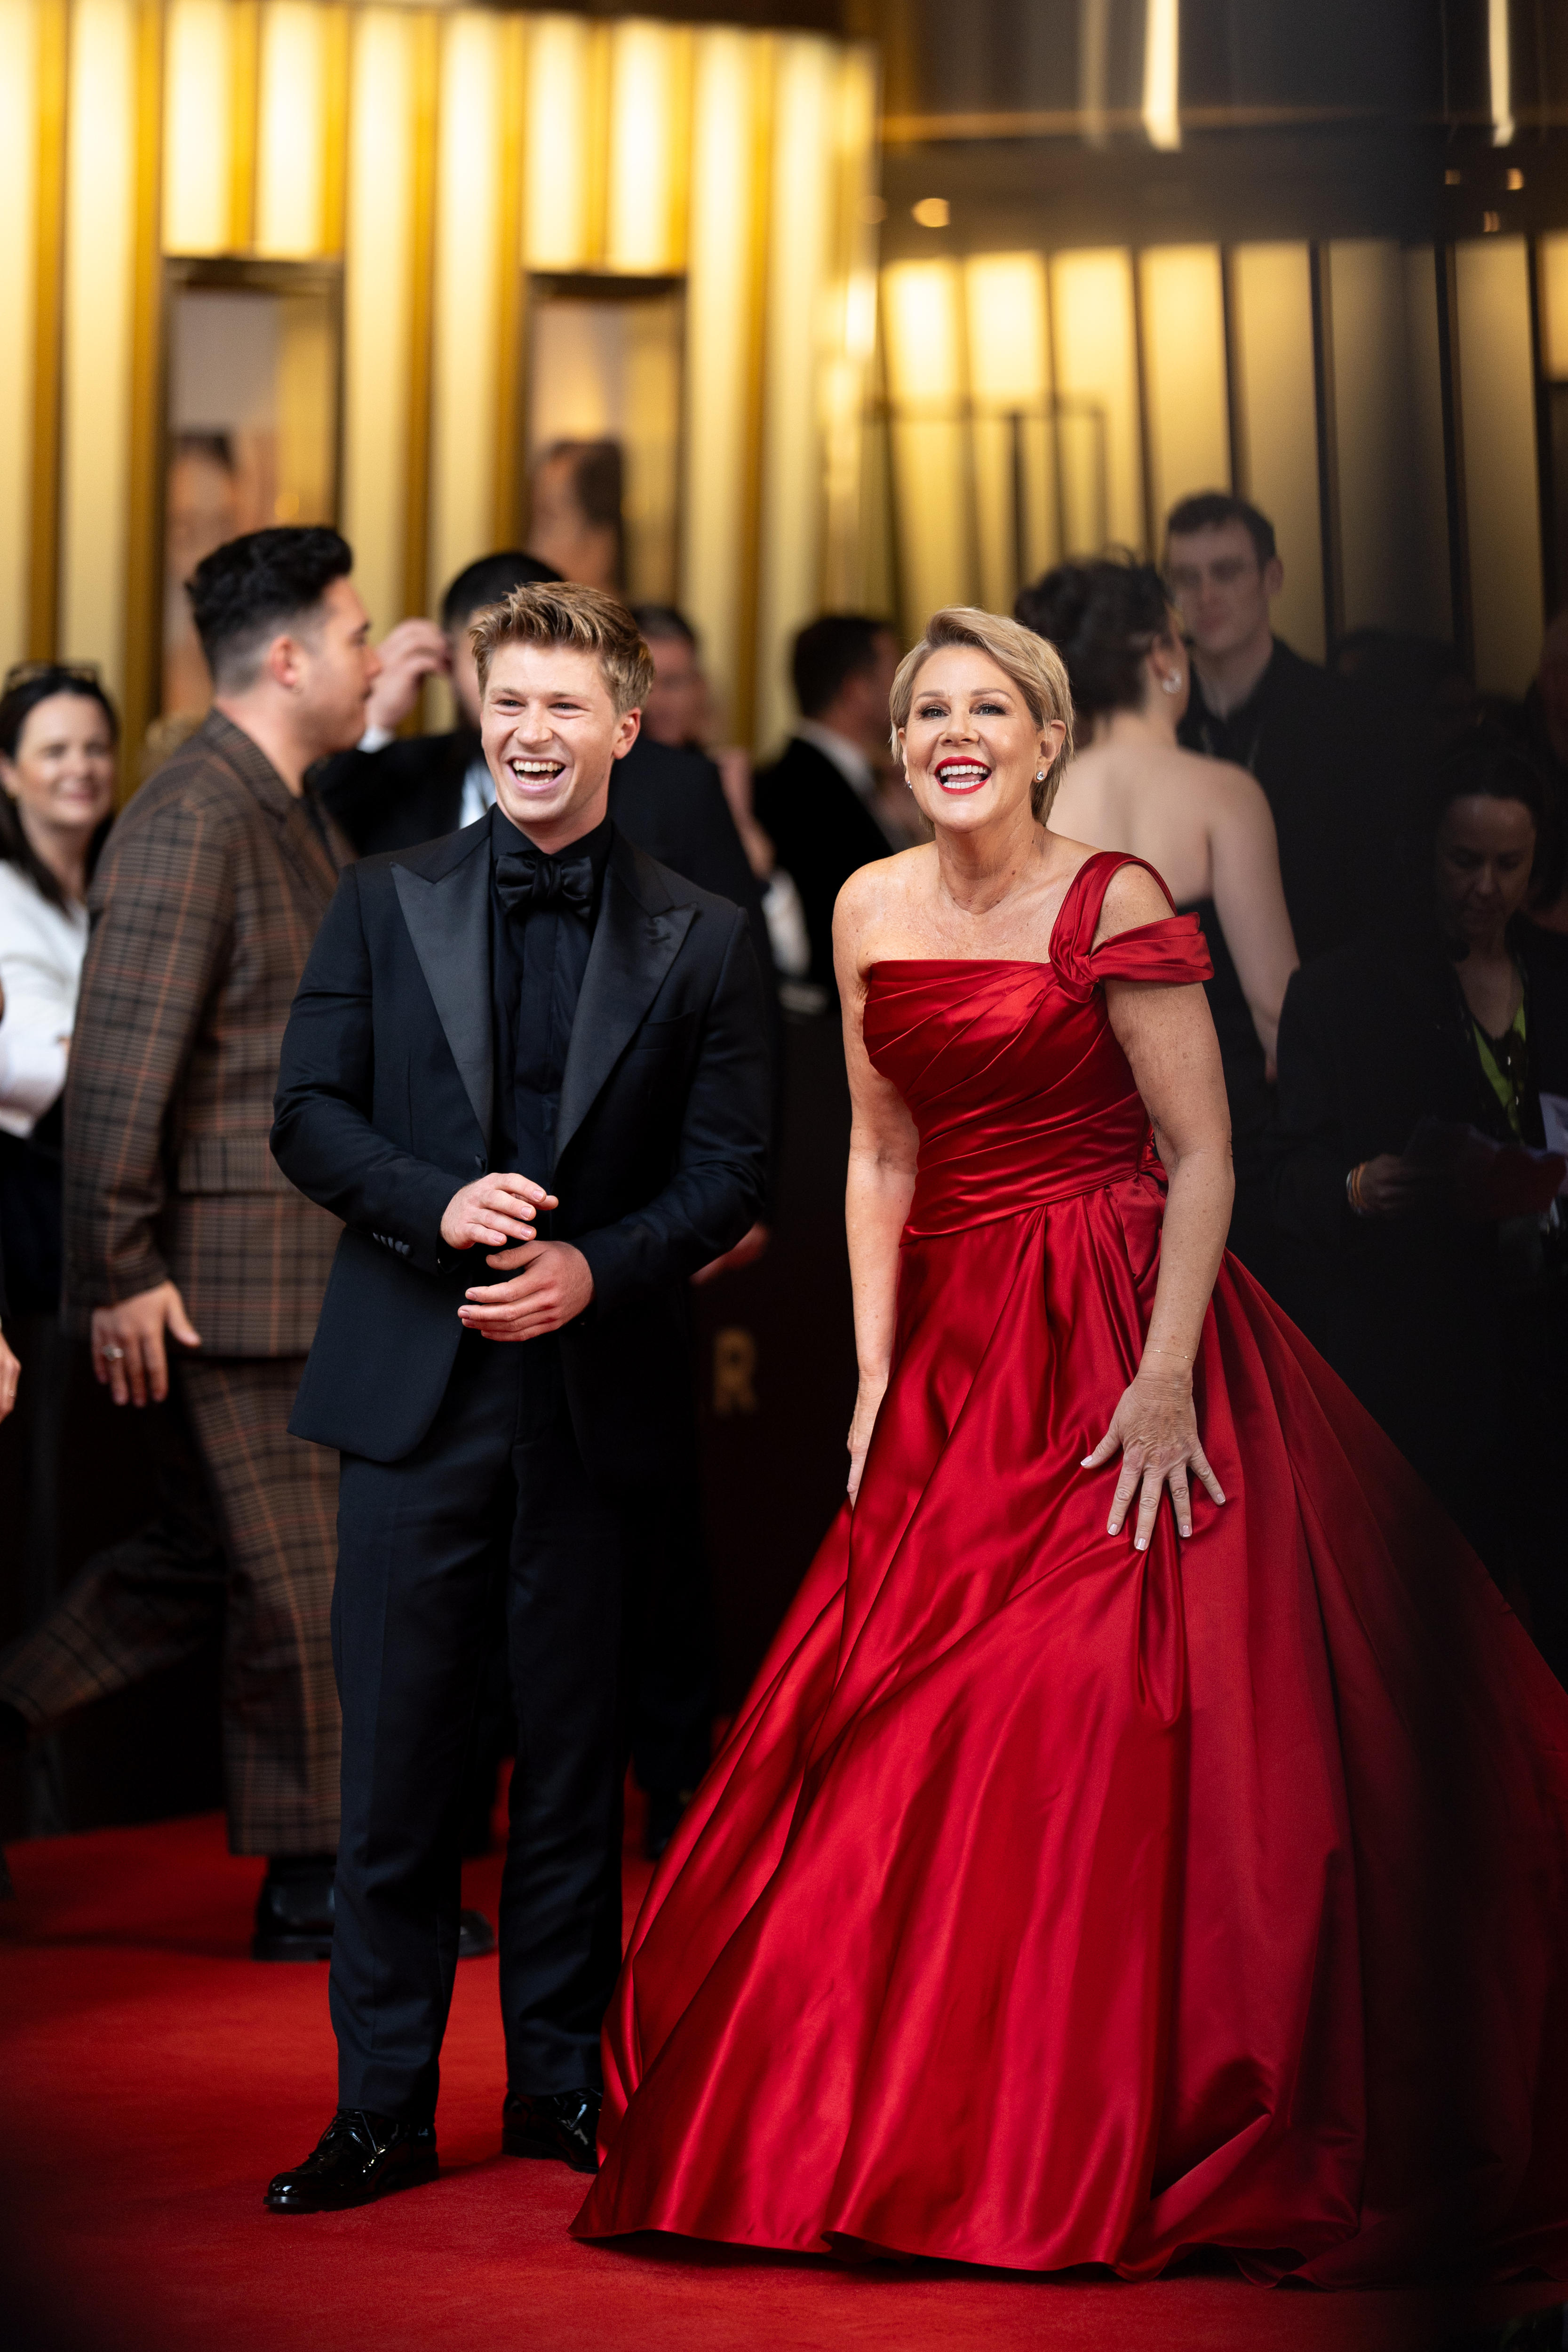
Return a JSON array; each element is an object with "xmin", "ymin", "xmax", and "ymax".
[{"xmin": 264, "ymin": 584, "xmax": 771, "ymax": 2210}]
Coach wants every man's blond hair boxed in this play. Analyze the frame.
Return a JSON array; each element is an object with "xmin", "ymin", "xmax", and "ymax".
[
  {"xmin": 470, "ymin": 580, "xmax": 655, "ymax": 718},
  {"xmin": 890, "ymin": 606, "xmax": 1075, "ymax": 822}
]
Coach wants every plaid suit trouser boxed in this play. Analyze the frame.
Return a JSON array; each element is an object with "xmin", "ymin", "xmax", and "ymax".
[{"xmin": 0, "ymin": 1357, "xmax": 339, "ymax": 1855}]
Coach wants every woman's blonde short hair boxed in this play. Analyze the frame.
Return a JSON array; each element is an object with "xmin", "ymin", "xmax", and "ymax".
[
  {"xmin": 889, "ymin": 606, "xmax": 1075, "ymax": 822},
  {"xmin": 470, "ymin": 580, "xmax": 655, "ymax": 717}
]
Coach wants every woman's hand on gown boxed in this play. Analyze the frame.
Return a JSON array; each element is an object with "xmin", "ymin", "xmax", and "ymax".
[
  {"xmin": 847, "ymin": 1375, "xmax": 887, "ymax": 1504},
  {"xmin": 1082, "ymin": 1371, "xmax": 1226, "ymax": 1549}
]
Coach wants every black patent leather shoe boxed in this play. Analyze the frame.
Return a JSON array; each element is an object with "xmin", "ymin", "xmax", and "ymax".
[
  {"xmin": 501, "ymin": 2088, "xmax": 600, "ymax": 2173},
  {"xmin": 264, "ymin": 2110, "xmax": 438, "ymax": 2212},
  {"xmin": 458, "ymin": 1907, "xmax": 495, "ymax": 1959}
]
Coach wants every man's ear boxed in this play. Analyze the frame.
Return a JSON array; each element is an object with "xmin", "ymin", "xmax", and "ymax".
[
  {"xmin": 264, "ymin": 633, "xmax": 302, "ymax": 693},
  {"xmin": 1263, "ymin": 555, "xmax": 1284, "ymax": 603},
  {"xmin": 613, "ymin": 705, "xmax": 643, "ymax": 760}
]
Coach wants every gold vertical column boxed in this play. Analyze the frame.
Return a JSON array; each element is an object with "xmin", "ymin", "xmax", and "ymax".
[
  {"xmin": 492, "ymin": 11, "xmax": 527, "ymax": 547},
  {"xmin": 341, "ymin": 6, "xmax": 415, "ymax": 635},
  {"xmin": 681, "ymin": 28, "xmax": 765, "ymax": 741},
  {"xmin": 28, "ymin": 0, "xmax": 68, "ymax": 658},
  {"xmin": 819, "ymin": 42, "xmax": 880, "ymax": 614},
  {"xmin": 227, "ymin": 0, "xmax": 259, "ymax": 254},
  {"xmin": 401, "ymin": 10, "xmax": 439, "ymax": 631},
  {"xmin": 121, "ymin": 0, "xmax": 165, "ymax": 765},
  {"xmin": 0, "ymin": 0, "xmax": 42, "ymax": 667},
  {"xmin": 754, "ymin": 34, "xmax": 837, "ymax": 755},
  {"xmin": 429, "ymin": 5, "xmax": 505, "ymax": 634},
  {"xmin": 58, "ymin": 0, "xmax": 139, "ymax": 699},
  {"xmin": 1226, "ymin": 243, "xmax": 1323, "ymax": 660}
]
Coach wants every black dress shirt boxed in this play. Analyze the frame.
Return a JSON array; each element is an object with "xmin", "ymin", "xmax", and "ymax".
[{"xmin": 488, "ymin": 805, "xmax": 614, "ymax": 1201}]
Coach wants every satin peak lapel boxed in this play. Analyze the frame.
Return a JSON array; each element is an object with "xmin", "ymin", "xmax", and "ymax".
[
  {"xmin": 393, "ymin": 843, "xmax": 493, "ymax": 1144},
  {"xmin": 556, "ymin": 862, "xmax": 693, "ymax": 1168}
]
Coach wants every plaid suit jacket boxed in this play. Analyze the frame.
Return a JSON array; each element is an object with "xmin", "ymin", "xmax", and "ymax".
[{"xmin": 62, "ymin": 710, "xmax": 349, "ymax": 1355}]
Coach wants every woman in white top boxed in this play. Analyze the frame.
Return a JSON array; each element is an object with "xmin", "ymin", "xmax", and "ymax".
[
  {"xmin": 1019, "ymin": 558, "xmax": 1297, "ymax": 1280},
  {"xmin": 0, "ymin": 662, "xmax": 118, "ymax": 1313}
]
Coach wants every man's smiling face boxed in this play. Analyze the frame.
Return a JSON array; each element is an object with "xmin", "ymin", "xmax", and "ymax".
[{"xmin": 480, "ymin": 640, "xmax": 641, "ymax": 851}]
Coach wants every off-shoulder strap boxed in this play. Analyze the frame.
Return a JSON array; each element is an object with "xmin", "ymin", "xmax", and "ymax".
[{"xmin": 1050, "ymin": 850, "xmax": 1213, "ymax": 999}]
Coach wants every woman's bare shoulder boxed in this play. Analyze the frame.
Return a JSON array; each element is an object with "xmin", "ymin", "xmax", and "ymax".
[
  {"xmin": 1094, "ymin": 856, "xmax": 1180, "ymax": 943},
  {"xmin": 834, "ymin": 843, "xmax": 933, "ymax": 941},
  {"xmin": 1175, "ymin": 746, "xmax": 1274, "ymax": 823}
]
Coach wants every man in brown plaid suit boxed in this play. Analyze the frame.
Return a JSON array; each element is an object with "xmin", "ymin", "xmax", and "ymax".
[{"xmin": 0, "ymin": 528, "xmax": 380, "ymax": 1954}]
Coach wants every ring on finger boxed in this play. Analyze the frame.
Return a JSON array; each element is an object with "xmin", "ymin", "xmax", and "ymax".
[{"xmin": 101, "ymin": 1343, "xmax": 127, "ymax": 1361}]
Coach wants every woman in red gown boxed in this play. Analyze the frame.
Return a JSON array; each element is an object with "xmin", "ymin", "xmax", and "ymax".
[{"xmin": 573, "ymin": 608, "xmax": 1568, "ymax": 2283}]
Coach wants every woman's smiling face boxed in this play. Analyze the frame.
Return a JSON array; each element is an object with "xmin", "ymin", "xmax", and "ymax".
[{"xmin": 898, "ymin": 646, "xmax": 1062, "ymax": 836}]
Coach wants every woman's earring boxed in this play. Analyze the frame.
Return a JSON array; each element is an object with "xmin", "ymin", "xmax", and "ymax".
[
  {"xmin": 1161, "ymin": 673, "xmax": 1182, "ymax": 695},
  {"xmin": 1035, "ymin": 768, "xmax": 1047, "ymax": 782}
]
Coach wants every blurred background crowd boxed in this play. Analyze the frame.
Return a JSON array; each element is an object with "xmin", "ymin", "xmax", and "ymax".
[{"xmin": 2, "ymin": 0, "xmax": 1568, "ymax": 1947}]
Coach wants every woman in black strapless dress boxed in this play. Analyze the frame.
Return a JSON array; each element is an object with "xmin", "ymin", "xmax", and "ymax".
[{"xmin": 1018, "ymin": 558, "xmax": 1297, "ymax": 1278}]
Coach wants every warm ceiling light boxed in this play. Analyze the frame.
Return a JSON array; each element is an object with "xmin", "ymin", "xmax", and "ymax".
[
  {"xmin": 1506, "ymin": 167, "xmax": 1524, "ymax": 190},
  {"xmin": 912, "ymin": 196, "xmax": 949, "ymax": 229}
]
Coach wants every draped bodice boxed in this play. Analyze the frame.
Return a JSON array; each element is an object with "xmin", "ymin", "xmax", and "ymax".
[{"xmin": 863, "ymin": 852, "xmax": 1212, "ymax": 1238}]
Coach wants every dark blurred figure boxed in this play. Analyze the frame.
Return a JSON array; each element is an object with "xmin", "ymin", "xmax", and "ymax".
[
  {"xmin": 633, "ymin": 604, "xmax": 810, "ymax": 991},
  {"xmin": 0, "ymin": 665, "xmax": 117, "ymax": 1321},
  {"xmin": 1022, "ymin": 558, "xmax": 1297, "ymax": 1280},
  {"xmin": 755, "ymin": 615, "xmax": 902, "ymax": 992},
  {"xmin": 1273, "ymin": 730, "xmax": 1568, "ymax": 1677},
  {"xmin": 528, "ymin": 439, "xmax": 626, "ymax": 594},
  {"xmin": 1166, "ymin": 493, "xmax": 1391, "ymax": 960},
  {"xmin": 1495, "ymin": 607, "xmax": 1568, "ymax": 937},
  {"xmin": 0, "ymin": 667, "xmax": 118, "ymax": 1732}
]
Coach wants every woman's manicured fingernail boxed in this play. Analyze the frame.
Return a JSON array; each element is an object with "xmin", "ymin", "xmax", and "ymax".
[
  {"xmin": 1136, "ymin": 1537, "xmax": 1148, "ymax": 1551},
  {"xmin": 1180, "ymin": 1523, "xmax": 1191, "ymax": 1538}
]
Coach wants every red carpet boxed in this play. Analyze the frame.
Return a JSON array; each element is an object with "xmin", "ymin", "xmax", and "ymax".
[{"xmin": 0, "ymin": 1798, "xmax": 1561, "ymax": 2352}]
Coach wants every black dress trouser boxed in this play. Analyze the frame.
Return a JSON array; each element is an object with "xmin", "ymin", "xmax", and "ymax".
[{"xmin": 329, "ymin": 1329, "xmax": 641, "ymax": 2122}]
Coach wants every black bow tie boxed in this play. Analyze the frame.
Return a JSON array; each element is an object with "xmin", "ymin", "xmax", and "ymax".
[{"xmin": 494, "ymin": 845, "xmax": 597, "ymax": 924}]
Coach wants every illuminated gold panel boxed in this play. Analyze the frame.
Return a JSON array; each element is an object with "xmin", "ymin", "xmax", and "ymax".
[
  {"xmin": 524, "ymin": 13, "xmax": 593, "ymax": 272},
  {"xmin": 1048, "ymin": 248, "xmax": 1144, "ymax": 556},
  {"xmin": 1454, "ymin": 236, "xmax": 1544, "ymax": 695},
  {"xmin": 681, "ymin": 26, "xmax": 761, "ymax": 730},
  {"xmin": 1328, "ymin": 239, "xmax": 1454, "ymax": 641},
  {"xmin": 604, "ymin": 19, "xmax": 686, "ymax": 276},
  {"xmin": 964, "ymin": 253, "xmax": 1054, "ymax": 610},
  {"xmin": 820, "ymin": 42, "xmax": 880, "ymax": 614},
  {"xmin": 60, "ymin": 0, "xmax": 137, "ymax": 691},
  {"xmin": 341, "ymin": 6, "xmax": 414, "ymax": 634},
  {"xmin": 1227, "ymin": 242, "xmax": 1323, "ymax": 660},
  {"xmin": 1139, "ymin": 245, "xmax": 1228, "ymax": 528},
  {"xmin": 1540, "ymin": 234, "xmax": 1568, "ymax": 381},
  {"xmin": 882, "ymin": 258, "xmax": 970, "ymax": 637},
  {"xmin": 756, "ymin": 34, "xmax": 836, "ymax": 752},
  {"xmin": 162, "ymin": 0, "xmax": 231, "ymax": 255},
  {"xmin": 255, "ymin": 0, "xmax": 326, "ymax": 258},
  {"xmin": 1328, "ymin": 240, "xmax": 1413, "ymax": 633},
  {"xmin": 429, "ymin": 6, "xmax": 504, "ymax": 620},
  {"xmin": 0, "ymin": 0, "xmax": 38, "ymax": 663}
]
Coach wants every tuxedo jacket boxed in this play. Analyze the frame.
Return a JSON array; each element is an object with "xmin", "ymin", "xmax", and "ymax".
[
  {"xmin": 754, "ymin": 735, "xmax": 893, "ymax": 989},
  {"xmin": 62, "ymin": 710, "xmax": 347, "ymax": 1353},
  {"xmin": 271, "ymin": 820, "xmax": 771, "ymax": 1478}
]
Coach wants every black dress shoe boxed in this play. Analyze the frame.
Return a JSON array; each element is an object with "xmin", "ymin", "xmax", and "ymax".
[
  {"xmin": 501, "ymin": 2088, "xmax": 600, "ymax": 2173},
  {"xmin": 264, "ymin": 2110, "xmax": 438, "ymax": 2212},
  {"xmin": 253, "ymin": 1865, "xmax": 496, "ymax": 1963},
  {"xmin": 458, "ymin": 1907, "xmax": 496, "ymax": 1959},
  {"xmin": 253, "ymin": 1863, "xmax": 335, "ymax": 1961}
]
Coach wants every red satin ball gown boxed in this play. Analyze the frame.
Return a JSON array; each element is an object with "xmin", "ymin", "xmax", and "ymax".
[{"xmin": 574, "ymin": 850, "xmax": 1568, "ymax": 2283}]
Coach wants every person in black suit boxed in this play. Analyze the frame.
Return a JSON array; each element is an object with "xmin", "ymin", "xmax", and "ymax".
[
  {"xmin": 754, "ymin": 614, "xmax": 902, "ymax": 991},
  {"xmin": 1165, "ymin": 492, "xmax": 1394, "ymax": 962},
  {"xmin": 264, "ymin": 584, "xmax": 771, "ymax": 2211}
]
